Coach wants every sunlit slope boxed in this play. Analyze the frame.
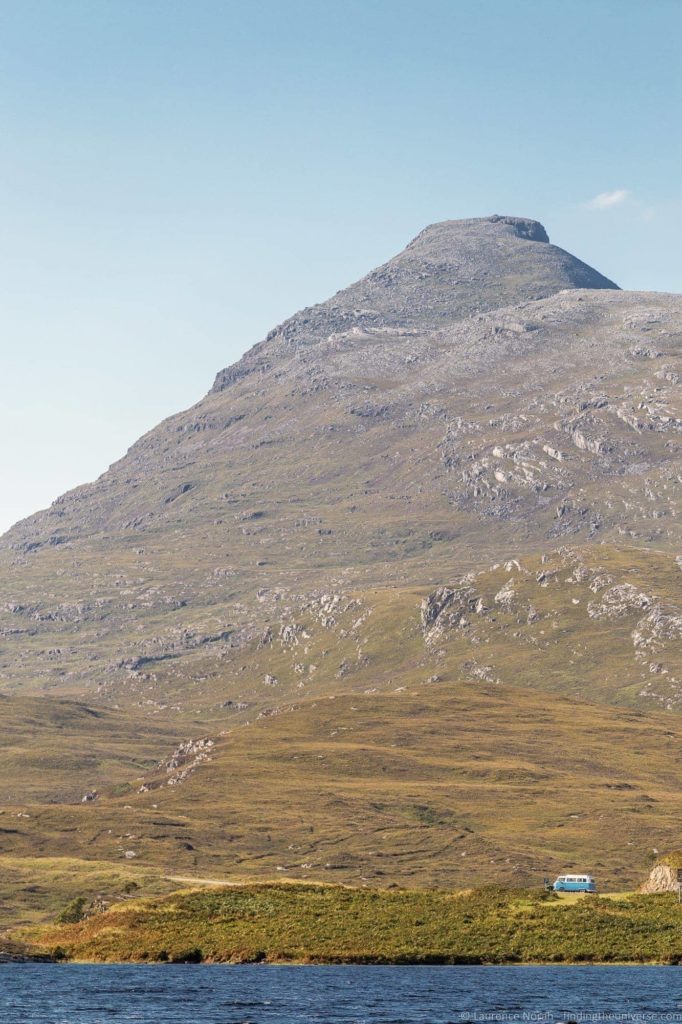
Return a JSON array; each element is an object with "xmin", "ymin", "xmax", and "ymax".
[
  {"xmin": 0, "ymin": 217, "xmax": 680, "ymax": 929},
  {"xmin": 0, "ymin": 221, "xmax": 678, "ymax": 710},
  {"xmin": 4, "ymin": 680, "xmax": 682, "ymax": 900},
  {"xmin": 3, "ymin": 540, "xmax": 679, "ymax": 714},
  {"xmin": 29, "ymin": 883, "xmax": 682, "ymax": 965},
  {"xmin": 0, "ymin": 855, "xmax": 176, "ymax": 929},
  {"xmin": 0, "ymin": 695, "xmax": 180, "ymax": 802}
]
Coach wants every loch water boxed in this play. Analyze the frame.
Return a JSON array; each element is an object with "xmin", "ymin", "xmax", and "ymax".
[{"xmin": 1, "ymin": 963, "xmax": 682, "ymax": 1024}]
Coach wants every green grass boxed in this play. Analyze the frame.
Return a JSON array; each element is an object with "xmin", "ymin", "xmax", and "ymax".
[
  {"xmin": 658, "ymin": 852, "xmax": 682, "ymax": 869},
  {"xmin": 0, "ymin": 855, "xmax": 178, "ymax": 929},
  {"xmin": 23, "ymin": 882, "xmax": 682, "ymax": 965}
]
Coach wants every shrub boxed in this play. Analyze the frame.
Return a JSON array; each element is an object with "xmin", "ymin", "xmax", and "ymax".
[{"xmin": 55, "ymin": 897, "xmax": 88, "ymax": 925}]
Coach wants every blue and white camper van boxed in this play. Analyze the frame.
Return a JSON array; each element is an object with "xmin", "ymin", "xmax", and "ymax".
[{"xmin": 552, "ymin": 873, "xmax": 596, "ymax": 893}]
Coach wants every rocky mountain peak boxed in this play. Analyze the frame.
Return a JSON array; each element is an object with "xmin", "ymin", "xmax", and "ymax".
[
  {"xmin": 0, "ymin": 212, "xmax": 680, "ymax": 913},
  {"xmin": 211, "ymin": 214, "xmax": 619, "ymax": 393},
  {"xmin": 405, "ymin": 215, "xmax": 551, "ymax": 252}
]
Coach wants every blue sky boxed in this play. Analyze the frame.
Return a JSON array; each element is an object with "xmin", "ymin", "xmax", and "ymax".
[{"xmin": 1, "ymin": 0, "xmax": 680, "ymax": 533}]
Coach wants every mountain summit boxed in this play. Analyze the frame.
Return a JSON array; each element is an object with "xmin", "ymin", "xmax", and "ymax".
[
  {"xmin": 212, "ymin": 215, "xmax": 618, "ymax": 391},
  {"xmin": 1, "ymin": 217, "xmax": 681, "ymax": 909}
]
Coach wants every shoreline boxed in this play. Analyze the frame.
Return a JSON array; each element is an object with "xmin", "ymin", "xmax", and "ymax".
[
  {"xmin": 17, "ymin": 882, "xmax": 682, "ymax": 967},
  {"xmin": 6, "ymin": 956, "xmax": 682, "ymax": 967},
  {"xmin": 0, "ymin": 953, "xmax": 54, "ymax": 964}
]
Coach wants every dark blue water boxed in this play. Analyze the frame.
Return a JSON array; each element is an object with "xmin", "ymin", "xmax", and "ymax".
[{"xmin": 1, "ymin": 964, "xmax": 682, "ymax": 1024}]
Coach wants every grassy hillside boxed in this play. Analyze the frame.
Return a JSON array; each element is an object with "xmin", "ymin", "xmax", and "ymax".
[
  {"xmin": 25, "ymin": 882, "xmax": 682, "ymax": 965},
  {"xmin": 1, "ymin": 287, "xmax": 681, "ymax": 711},
  {"xmin": 0, "ymin": 855, "xmax": 177, "ymax": 928},
  {"xmin": 0, "ymin": 224, "xmax": 681, "ymax": 936},
  {"xmin": 4, "ymin": 677, "xmax": 682, "ymax": 927},
  {"xmin": 0, "ymin": 695, "xmax": 180, "ymax": 803}
]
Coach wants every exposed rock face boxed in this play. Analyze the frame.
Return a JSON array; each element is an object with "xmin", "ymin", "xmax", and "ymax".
[
  {"xmin": 640, "ymin": 861, "xmax": 682, "ymax": 893},
  {"xmin": 137, "ymin": 737, "xmax": 217, "ymax": 792},
  {"xmin": 212, "ymin": 215, "xmax": 618, "ymax": 391},
  {"xmin": 1, "ymin": 217, "xmax": 682, "ymax": 914},
  {"xmin": 421, "ymin": 587, "xmax": 459, "ymax": 629},
  {"xmin": 0, "ymin": 215, "xmax": 678, "ymax": 714},
  {"xmin": 421, "ymin": 585, "xmax": 478, "ymax": 642},
  {"xmin": 587, "ymin": 584, "xmax": 652, "ymax": 620}
]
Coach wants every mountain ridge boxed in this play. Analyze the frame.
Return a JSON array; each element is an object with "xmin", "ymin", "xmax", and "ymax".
[
  {"xmin": 211, "ymin": 215, "xmax": 619, "ymax": 393},
  {"xmin": 1, "ymin": 218, "xmax": 681, "ymax": 920}
]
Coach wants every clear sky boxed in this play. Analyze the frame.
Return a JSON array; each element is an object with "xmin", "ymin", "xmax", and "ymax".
[{"xmin": 1, "ymin": 0, "xmax": 680, "ymax": 535}]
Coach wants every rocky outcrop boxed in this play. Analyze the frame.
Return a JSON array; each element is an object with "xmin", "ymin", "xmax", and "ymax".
[
  {"xmin": 421, "ymin": 585, "xmax": 478, "ymax": 640},
  {"xmin": 640, "ymin": 860, "xmax": 682, "ymax": 893},
  {"xmin": 587, "ymin": 584, "xmax": 652, "ymax": 620},
  {"xmin": 0, "ymin": 217, "xmax": 679, "ymax": 713},
  {"xmin": 138, "ymin": 737, "xmax": 216, "ymax": 791},
  {"xmin": 633, "ymin": 607, "xmax": 682, "ymax": 652},
  {"xmin": 209, "ymin": 215, "xmax": 618, "ymax": 392}
]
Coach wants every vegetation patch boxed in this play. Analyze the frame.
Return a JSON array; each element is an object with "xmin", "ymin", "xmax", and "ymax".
[{"xmin": 23, "ymin": 882, "xmax": 682, "ymax": 965}]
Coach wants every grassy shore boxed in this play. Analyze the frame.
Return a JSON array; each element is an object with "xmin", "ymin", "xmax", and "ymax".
[{"xmin": 22, "ymin": 881, "xmax": 682, "ymax": 965}]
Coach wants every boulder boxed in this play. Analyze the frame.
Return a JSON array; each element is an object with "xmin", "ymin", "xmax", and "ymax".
[{"xmin": 640, "ymin": 857, "xmax": 682, "ymax": 893}]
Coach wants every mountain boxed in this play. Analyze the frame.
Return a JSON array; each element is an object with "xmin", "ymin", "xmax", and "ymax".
[
  {"xmin": 211, "ymin": 214, "xmax": 618, "ymax": 389},
  {"xmin": 1, "ymin": 216, "xmax": 681, "ymax": 923}
]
